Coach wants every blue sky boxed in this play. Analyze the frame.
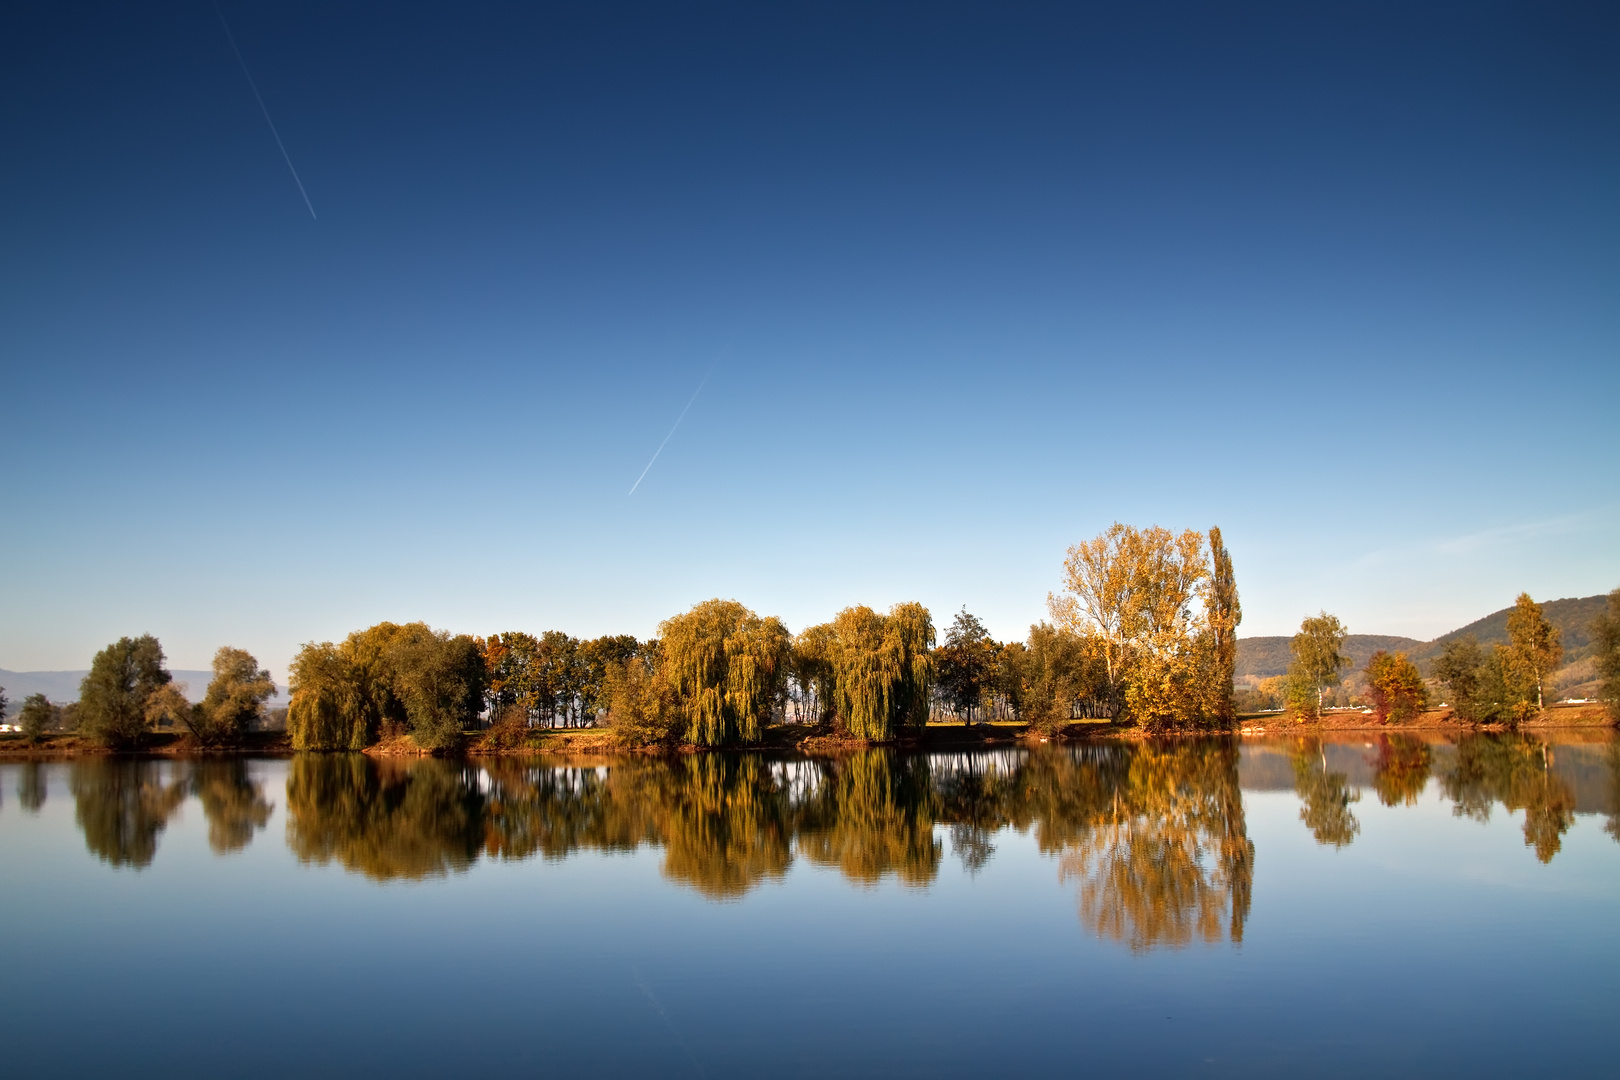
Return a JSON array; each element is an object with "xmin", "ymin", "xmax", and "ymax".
[{"xmin": 2, "ymin": 1, "xmax": 1616, "ymax": 680}]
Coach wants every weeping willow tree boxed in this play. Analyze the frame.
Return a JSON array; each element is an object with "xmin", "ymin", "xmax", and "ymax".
[
  {"xmin": 830, "ymin": 602, "xmax": 934, "ymax": 740},
  {"xmin": 659, "ymin": 599, "xmax": 791, "ymax": 746},
  {"xmin": 288, "ymin": 622, "xmax": 482, "ymax": 750}
]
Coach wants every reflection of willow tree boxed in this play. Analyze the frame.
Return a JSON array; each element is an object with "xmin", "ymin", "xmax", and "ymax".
[
  {"xmin": 285, "ymin": 755, "xmax": 485, "ymax": 881},
  {"xmin": 1290, "ymin": 739, "xmax": 1360, "ymax": 848},
  {"xmin": 658, "ymin": 755, "xmax": 793, "ymax": 898},
  {"xmin": 191, "ymin": 760, "xmax": 273, "ymax": 854},
  {"xmin": 796, "ymin": 751, "xmax": 941, "ymax": 886},
  {"xmin": 1438, "ymin": 735, "xmax": 1576, "ymax": 863},
  {"xmin": 1372, "ymin": 736, "xmax": 1432, "ymax": 808},
  {"xmin": 1051, "ymin": 742, "xmax": 1253, "ymax": 950},
  {"xmin": 481, "ymin": 760, "xmax": 660, "ymax": 861},
  {"xmin": 17, "ymin": 762, "xmax": 47, "ymax": 814},
  {"xmin": 71, "ymin": 760, "xmax": 189, "ymax": 868}
]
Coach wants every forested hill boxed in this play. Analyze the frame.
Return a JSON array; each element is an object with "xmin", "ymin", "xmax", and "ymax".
[
  {"xmin": 1235, "ymin": 593, "xmax": 1610, "ymax": 678},
  {"xmin": 1235, "ymin": 636, "xmax": 1424, "ymax": 679}
]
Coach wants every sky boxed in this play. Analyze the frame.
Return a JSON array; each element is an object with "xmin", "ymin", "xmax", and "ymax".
[{"xmin": 1, "ymin": 1, "xmax": 1617, "ymax": 681}]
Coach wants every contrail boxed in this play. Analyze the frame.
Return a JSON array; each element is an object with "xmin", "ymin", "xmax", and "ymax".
[
  {"xmin": 627, "ymin": 364, "xmax": 715, "ymax": 496},
  {"xmin": 215, "ymin": 5, "xmax": 317, "ymax": 219},
  {"xmin": 631, "ymin": 967, "xmax": 707, "ymax": 1078}
]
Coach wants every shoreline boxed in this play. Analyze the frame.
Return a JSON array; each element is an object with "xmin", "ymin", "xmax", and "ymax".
[{"xmin": 1, "ymin": 704, "xmax": 1610, "ymax": 760}]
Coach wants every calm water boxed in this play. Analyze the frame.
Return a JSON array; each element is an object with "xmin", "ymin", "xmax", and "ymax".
[{"xmin": 2, "ymin": 734, "xmax": 1617, "ymax": 1078}]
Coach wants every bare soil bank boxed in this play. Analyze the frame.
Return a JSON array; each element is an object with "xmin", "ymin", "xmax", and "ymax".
[{"xmin": 3, "ymin": 705, "xmax": 1610, "ymax": 760}]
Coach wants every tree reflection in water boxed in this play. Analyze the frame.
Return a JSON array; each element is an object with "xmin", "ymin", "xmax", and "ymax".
[
  {"xmin": 1372, "ymin": 736, "xmax": 1432, "ymax": 808},
  {"xmin": 1437, "ymin": 734, "xmax": 1577, "ymax": 863},
  {"xmin": 289, "ymin": 742, "xmax": 1254, "ymax": 948},
  {"xmin": 1050, "ymin": 742, "xmax": 1253, "ymax": 950},
  {"xmin": 192, "ymin": 760, "xmax": 274, "ymax": 854},
  {"xmin": 70, "ymin": 759, "xmax": 274, "ymax": 868},
  {"xmin": 17, "ymin": 762, "xmax": 47, "ymax": 814},
  {"xmin": 285, "ymin": 756, "xmax": 485, "ymax": 881},
  {"xmin": 1290, "ymin": 738, "xmax": 1360, "ymax": 848}
]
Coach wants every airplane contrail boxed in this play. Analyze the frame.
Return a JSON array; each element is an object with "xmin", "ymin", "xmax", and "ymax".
[
  {"xmin": 627, "ymin": 364, "xmax": 715, "ymax": 496},
  {"xmin": 215, "ymin": 5, "xmax": 317, "ymax": 220}
]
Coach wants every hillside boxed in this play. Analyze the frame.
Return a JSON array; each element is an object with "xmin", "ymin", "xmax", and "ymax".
[
  {"xmin": 1235, "ymin": 635, "xmax": 1425, "ymax": 680},
  {"xmin": 1235, "ymin": 593, "xmax": 1613, "ymax": 698}
]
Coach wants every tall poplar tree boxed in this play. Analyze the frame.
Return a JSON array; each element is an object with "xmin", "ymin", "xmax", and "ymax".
[{"xmin": 1204, "ymin": 526, "xmax": 1242, "ymax": 725}]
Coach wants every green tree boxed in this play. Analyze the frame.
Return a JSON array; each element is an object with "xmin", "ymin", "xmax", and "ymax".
[
  {"xmin": 0, "ymin": 684, "xmax": 7, "ymax": 723},
  {"xmin": 1504, "ymin": 592, "xmax": 1562, "ymax": 711},
  {"xmin": 659, "ymin": 599, "xmax": 791, "ymax": 746},
  {"xmin": 935, "ymin": 607, "xmax": 997, "ymax": 724},
  {"xmin": 18, "ymin": 693, "xmax": 59, "ymax": 744},
  {"xmin": 187, "ymin": 647, "xmax": 277, "ymax": 745},
  {"xmin": 78, "ymin": 635, "xmax": 172, "ymax": 747},
  {"xmin": 1434, "ymin": 636, "xmax": 1486, "ymax": 720},
  {"xmin": 1364, "ymin": 650, "xmax": 1428, "ymax": 724},
  {"xmin": 1287, "ymin": 612, "xmax": 1348, "ymax": 718},
  {"xmin": 386, "ymin": 626, "xmax": 486, "ymax": 750},
  {"xmin": 829, "ymin": 602, "xmax": 934, "ymax": 741},
  {"xmin": 1592, "ymin": 587, "xmax": 1620, "ymax": 715},
  {"xmin": 603, "ymin": 652, "xmax": 681, "ymax": 749},
  {"xmin": 288, "ymin": 641, "xmax": 378, "ymax": 750}
]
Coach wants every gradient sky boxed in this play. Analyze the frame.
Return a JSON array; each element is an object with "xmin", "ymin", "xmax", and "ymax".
[{"xmin": 2, "ymin": 1, "xmax": 1617, "ymax": 681}]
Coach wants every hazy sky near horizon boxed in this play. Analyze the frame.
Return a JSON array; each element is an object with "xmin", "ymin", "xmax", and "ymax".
[{"xmin": 2, "ymin": 1, "xmax": 1617, "ymax": 679}]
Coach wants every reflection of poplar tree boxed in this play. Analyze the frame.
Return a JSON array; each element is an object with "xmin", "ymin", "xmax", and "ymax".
[
  {"xmin": 1438, "ymin": 735, "xmax": 1576, "ymax": 862},
  {"xmin": 1053, "ymin": 741, "xmax": 1253, "ymax": 949}
]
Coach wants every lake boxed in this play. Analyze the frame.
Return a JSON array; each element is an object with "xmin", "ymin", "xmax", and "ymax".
[{"xmin": 2, "ymin": 733, "xmax": 1616, "ymax": 1078}]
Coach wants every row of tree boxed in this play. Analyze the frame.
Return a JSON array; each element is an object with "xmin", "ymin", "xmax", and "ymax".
[
  {"xmin": 1278, "ymin": 588, "xmax": 1620, "ymax": 724},
  {"xmin": 276, "ymin": 523, "xmax": 1244, "ymax": 749}
]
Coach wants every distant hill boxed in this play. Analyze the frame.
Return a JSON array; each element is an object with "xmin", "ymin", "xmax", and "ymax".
[
  {"xmin": 1235, "ymin": 593, "xmax": 1611, "ymax": 685},
  {"xmin": 0, "ymin": 669, "xmax": 256, "ymax": 717},
  {"xmin": 1235, "ymin": 635, "xmax": 1425, "ymax": 680}
]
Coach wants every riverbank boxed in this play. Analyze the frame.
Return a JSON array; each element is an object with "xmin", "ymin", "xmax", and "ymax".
[{"xmin": 2, "ymin": 704, "xmax": 1610, "ymax": 759}]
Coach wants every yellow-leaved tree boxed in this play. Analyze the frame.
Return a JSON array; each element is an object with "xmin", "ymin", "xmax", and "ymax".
[
  {"xmin": 1048, "ymin": 523, "xmax": 1236, "ymax": 730},
  {"xmin": 659, "ymin": 599, "xmax": 791, "ymax": 746}
]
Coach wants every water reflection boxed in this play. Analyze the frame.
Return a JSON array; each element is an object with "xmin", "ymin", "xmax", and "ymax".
[
  {"xmin": 1290, "ymin": 738, "xmax": 1360, "ymax": 848},
  {"xmin": 69, "ymin": 759, "xmax": 274, "ymax": 868},
  {"xmin": 269, "ymin": 743, "xmax": 1255, "ymax": 949},
  {"xmin": 52, "ymin": 733, "xmax": 1620, "ymax": 937},
  {"xmin": 1437, "ymin": 735, "xmax": 1577, "ymax": 863},
  {"xmin": 286, "ymin": 756, "xmax": 484, "ymax": 881},
  {"xmin": 16, "ymin": 762, "xmax": 46, "ymax": 814}
]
